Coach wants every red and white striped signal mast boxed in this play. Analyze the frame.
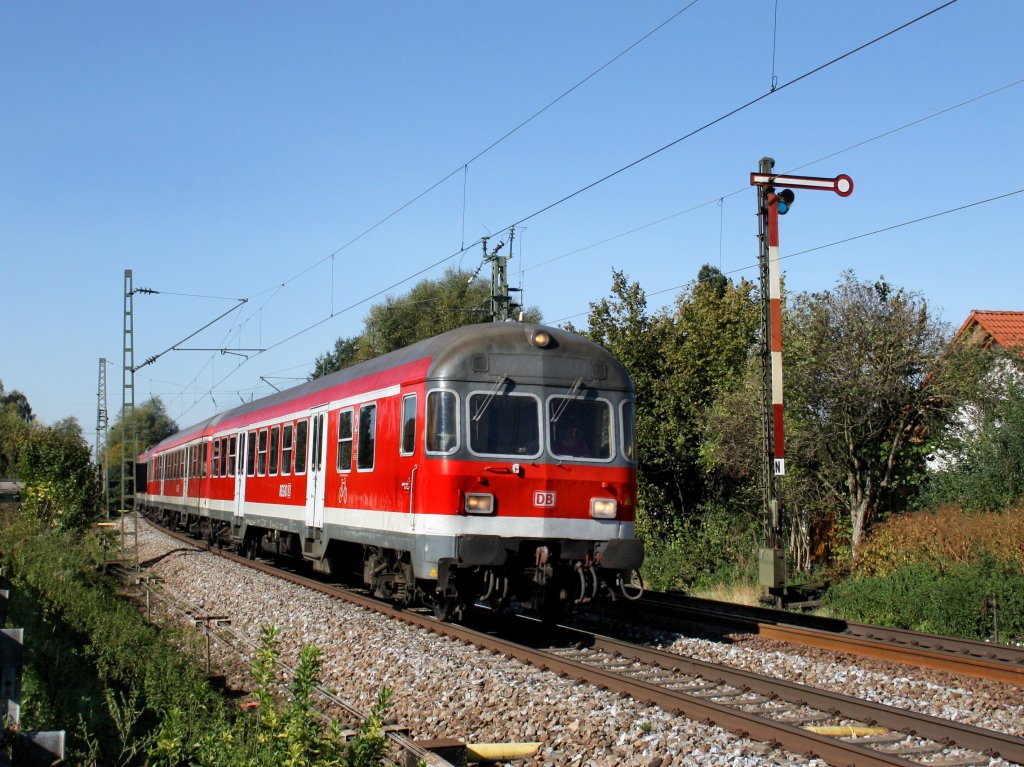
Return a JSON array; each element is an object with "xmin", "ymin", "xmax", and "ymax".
[{"xmin": 750, "ymin": 158, "xmax": 853, "ymax": 604}]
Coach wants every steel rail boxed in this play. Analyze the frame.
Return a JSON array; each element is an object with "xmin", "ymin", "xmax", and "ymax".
[
  {"xmin": 553, "ymin": 625, "xmax": 1024, "ymax": 765},
  {"xmin": 636, "ymin": 592, "xmax": 1024, "ymax": 686},
  {"xmin": 138, "ymin": 522, "xmax": 1024, "ymax": 767}
]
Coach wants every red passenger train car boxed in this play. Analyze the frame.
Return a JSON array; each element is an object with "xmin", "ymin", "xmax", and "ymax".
[{"xmin": 137, "ymin": 322, "xmax": 643, "ymax": 619}]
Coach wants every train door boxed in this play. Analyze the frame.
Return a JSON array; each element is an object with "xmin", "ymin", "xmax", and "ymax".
[
  {"xmin": 233, "ymin": 430, "xmax": 247, "ymax": 519},
  {"xmin": 183, "ymin": 444, "xmax": 191, "ymax": 499},
  {"xmin": 305, "ymin": 406, "xmax": 329, "ymax": 530},
  {"xmin": 398, "ymin": 391, "xmax": 418, "ymax": 533}
]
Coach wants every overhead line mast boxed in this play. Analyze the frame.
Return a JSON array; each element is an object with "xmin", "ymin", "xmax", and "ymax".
[{"xmin": 96, "ymin": 357, "xmax": 109, "ymax": 518}]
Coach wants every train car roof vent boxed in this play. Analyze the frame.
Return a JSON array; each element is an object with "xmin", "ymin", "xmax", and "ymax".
[{"xmin": 472, "ymin": 354, "xmax": 489, "ymax": 372}]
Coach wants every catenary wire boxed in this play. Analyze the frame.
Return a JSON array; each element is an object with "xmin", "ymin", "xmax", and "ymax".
[
  {"xmin": 549, "ymin": 187, "xmax": 1024, "ymax": 324},
  {"xmin": 168, "ymin": 0, "xmax": 963, "ymax": 422},
  {"xmin": 523, "ymin": 76, "xmax": 1022, "ymax": 273}
]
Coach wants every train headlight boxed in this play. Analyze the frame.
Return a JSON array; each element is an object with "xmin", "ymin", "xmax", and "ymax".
[
  {"xmin": 590, "ymin": 498, "xmax": 617, "ymax": 519},
  {"xmin": 529, "ymin": 329, "xmax": 552, "ymax": 348},
  {"xmin": 465, "ymin": 493, "xmax": 495, "ymax": 515}
]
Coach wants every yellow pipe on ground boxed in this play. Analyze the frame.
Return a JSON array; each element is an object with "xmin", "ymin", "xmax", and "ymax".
[
  {"xmin": 804, "ymin": 725, "xmax": 890, "ymax": 737},
  {"xmin": 466, "ymin": 742, "xmax": 542, "ymax": 762}
]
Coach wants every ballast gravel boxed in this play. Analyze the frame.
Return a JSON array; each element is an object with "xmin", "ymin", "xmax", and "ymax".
[{"xmin": 133, "ymin": 522, "xmax": 1021, "ymax": 767}]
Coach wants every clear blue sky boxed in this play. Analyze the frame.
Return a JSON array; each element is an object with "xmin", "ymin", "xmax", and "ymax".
[{"xmin": 2, "ymin": 1, "xmax": 1022, "ymax": 448}]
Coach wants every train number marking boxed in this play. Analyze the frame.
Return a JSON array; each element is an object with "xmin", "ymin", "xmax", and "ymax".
[{"xmin": 533, "ymin": 491, "xmax": 556, "ymax": 508}]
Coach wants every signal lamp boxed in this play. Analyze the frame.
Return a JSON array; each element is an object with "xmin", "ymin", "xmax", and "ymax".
[{"xmin": 776, "ymin": 188, "xmax": 795, "ymax": 215}]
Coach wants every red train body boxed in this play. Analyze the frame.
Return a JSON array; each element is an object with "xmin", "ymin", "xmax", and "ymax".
[{"xmin": 137, "ymin": 322, "xmax": 643, "ymax": 618}]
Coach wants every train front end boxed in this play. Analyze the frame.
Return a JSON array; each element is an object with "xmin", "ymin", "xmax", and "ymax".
[{"xmin": 415, "ymin": 324, "xmax": 643, "ymax": 620}]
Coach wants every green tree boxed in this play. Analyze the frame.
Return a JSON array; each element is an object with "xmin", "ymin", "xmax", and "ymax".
[
  {"xmin": 919, "ymin": 348, "xmax": 1024, "ymax": 510},
  {"xmin": 579, "ymin": 267, "xmax": 760, "ymax": 540},
  {"xmin": 0, "ymin": 380, "xmax": 35, "ymax": 423},
  {"xmin": 18, "ymin": 423, "xmax": 100, "ymax": 533},
  {"xmin": 782, "ymin": 272, "xmax": 978, "ymax": 560},
  {"xmin": 104, "ymin": 398, "xmax": 179, "ymax": 504},
  {"xmin": 312, "ymin": 267, "xmax": 542, "ymax": 378}
]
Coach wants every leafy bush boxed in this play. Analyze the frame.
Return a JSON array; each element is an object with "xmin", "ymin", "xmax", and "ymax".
[
  {"xmin": 17, "ymin": 425, "xmax": 100, "ymax": 533},
  {"xmin": 1, "ymin": 515, "xmax": 396, "ymax": 767},
  {"xmin": 150, "ymin": 625, "xmax": 394, "ymax": 767},
  {"xmin": 825, "ymin": 554, "xmax": 1024, "ymax": 642},
  {"xmin": 641, "ymin": 504, "xmax": 760, "ymax": 591}
]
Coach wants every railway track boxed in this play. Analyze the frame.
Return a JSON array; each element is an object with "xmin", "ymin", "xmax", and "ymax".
[
  {"xmin": 630, "ymin": 592, "xmax": 1024, "ymax": 686},
  {"xmin": 132, "ymin": 518, "xmax": 1024, "ymax": 767}
]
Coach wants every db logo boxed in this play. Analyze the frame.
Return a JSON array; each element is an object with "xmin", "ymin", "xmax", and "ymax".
[{"xmin": 533, "ymin": 491, "xmax": 556, "ymax": 508}]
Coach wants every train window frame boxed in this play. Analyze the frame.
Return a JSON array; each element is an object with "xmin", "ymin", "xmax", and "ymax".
[
  {"xmin": 619, "ymin": 399, "xmax": 637, "ymax": 464},
  {"xmin": 294, "ymin": 419, "xmax": 308, "ymax": 475},
  {"xmin": 228, "ymin": 435, "xmax": 237, "ymax": 477},
  {"xmin": 400, "ymin": 394, "xmax": 417, "ymax": 456},
  {"xmin": 337, "ymin": 409, "xmax": 353, "ymax": 473},
  {"xmin": 356, "ymin": 403, "xmax": 377, "ymax": 472},
  {"xmin": 212, "ymin": 439, "xmax": 221, "ymax": 477},
  {"xmin": 545, "ymin": 395, "xmax": 615, "ymax": 463},
  {"xmin": 257, "ymin": 428, "xmax": 269, "ymax": 476},
  {"xmin": 269, "ymin": 425, "xmax": 280, "ymax": 476},
  {"xmin": 281, "ymin": 424, "xmax": 293, "ymax": 476},
  {"xmin": 247, "ymin": 431, "xmax": 257, "ymax": 477},
  {"xmin": 425, "ymin": 389, "xmax": 460, "ymax": 456},
  {"xmin": 465, "ymin": 390, "xmax": 543, "ymax": 460},
  {"xmin": 201, "ymin": 441, "xmax": 208, "ymax": 478}
]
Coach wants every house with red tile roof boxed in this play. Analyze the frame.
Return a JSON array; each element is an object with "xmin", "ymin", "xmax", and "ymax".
[{"xmin": 954, "ymin": 310, "xmax": 1024, "ymax": 353}]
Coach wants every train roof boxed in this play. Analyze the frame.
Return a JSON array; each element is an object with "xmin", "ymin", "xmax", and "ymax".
[{"xmin": 140, "ymin": 322, "xmax": 631, "ymax": 458}]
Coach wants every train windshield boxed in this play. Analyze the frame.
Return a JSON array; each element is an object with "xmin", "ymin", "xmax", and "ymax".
[
  {"xmin": 548, "ymin": 397, "xmax": 611, "ymax": 460},
  {"xmin": 467, "ymin": 391, "xmax": 540, "ymax": 456}
]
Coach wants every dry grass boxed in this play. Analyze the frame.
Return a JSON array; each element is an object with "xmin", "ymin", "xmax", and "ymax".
[
  {"xmin": 689, "ymin": 581, "xmax": 763, "ymax": 606},
  {"xmin": 855, "ymin": 504, "xmax": 1024, "ymax": 576}
]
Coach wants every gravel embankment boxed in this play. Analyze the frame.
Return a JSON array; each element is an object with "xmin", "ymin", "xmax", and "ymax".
[{"xmin": 133, "ymin": 522, "xmax": 1020, "ymax": 767}]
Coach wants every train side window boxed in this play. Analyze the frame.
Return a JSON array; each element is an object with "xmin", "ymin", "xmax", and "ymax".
[
  {"xmin": 281, "ymin": 424, "xmax": 293, "ymax": 476},
  {"xmin": 228, "ymin": 436, "xmax": 237, "ymax": 477},
  {"xmin": 220, "ymin": 437, "xmax": 228, "ymax": 477},
  {"xmin": 426, "ymin": 390, "xmax": 458, "ymax": 454},
  {"xmin": 247, "ymin": 431, "xmax": 257, "ymax": 477},
  {"xmin": 269, "ymin": 426, "xmax": 280, "ymax": 476},
  {"xmin": 295, "ymin": 420, "xmax": 308, "ymax": 474},
  {"xmin": 620, "ymin": 400, "xmax": 636, "ymax": 463},
  {"xmin": 202, "ymin": 441, "xmax": 208, "ymax": 478},
  {"xmin": 400, "ymin": 394, "xmax": 417, "ymax": 456},
  {"xmin": 257, "ymin": 429, "xmax": 269, "ymax": 475},
  {"xmin": 357, "ymin": 404, "xmax": 376, "ymax": 471},
  {"xmin": 212, "ymin": 439, "xmax": 220, "ymax": 477},
  {"xmin": 337, "ymin": 409, "xmax": 353, "ymax": 472}
]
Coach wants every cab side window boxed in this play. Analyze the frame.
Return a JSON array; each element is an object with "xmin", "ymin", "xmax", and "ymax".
[{"xmin": 425, "ymin": 390, "xmax": 458, "ymax": 454}]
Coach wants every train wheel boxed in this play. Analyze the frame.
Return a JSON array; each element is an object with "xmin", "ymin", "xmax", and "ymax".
[
  {"xmin": 432, "ymin": 580, "xmax": 464, "ymax": 621},
  {"xmin": 433, "ymin": 596, "xmax": 459, "ymax": 622}
]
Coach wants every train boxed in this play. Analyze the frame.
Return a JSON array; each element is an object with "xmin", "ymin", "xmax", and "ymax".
[{"xmin": 136, "ymin": 322, "xmax": 644, "ymax": 620}]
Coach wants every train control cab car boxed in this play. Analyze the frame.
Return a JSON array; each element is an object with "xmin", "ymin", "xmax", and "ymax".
[{"xmin": 137, "ymin": 322, "xmax": 644, "ymax": 620}]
